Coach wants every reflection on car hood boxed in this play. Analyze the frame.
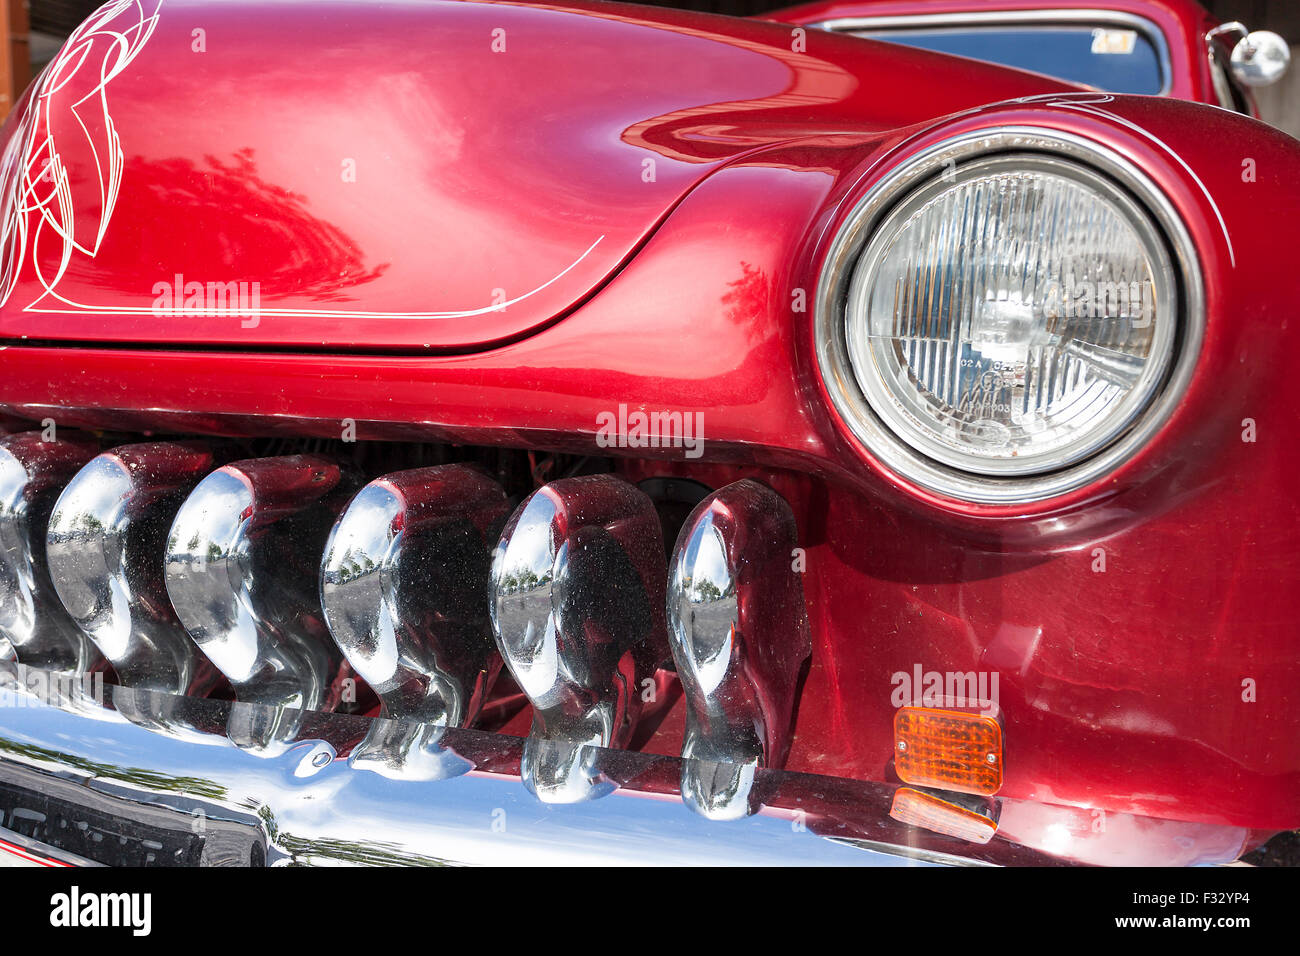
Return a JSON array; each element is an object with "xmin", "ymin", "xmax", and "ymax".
[{"xmin": 0, "ymin": 0, "xmax": 1074, "ymax": 352}]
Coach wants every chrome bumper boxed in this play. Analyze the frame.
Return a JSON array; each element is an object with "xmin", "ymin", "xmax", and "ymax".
[{"xmin": 0, "ymin": 663, "xmax": 1071, "ymax": 866}]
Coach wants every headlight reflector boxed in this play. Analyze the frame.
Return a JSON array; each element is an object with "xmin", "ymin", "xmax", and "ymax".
[{"xmin": 846, "ymin": 154, "xmax": 1175, "ymax": 476}]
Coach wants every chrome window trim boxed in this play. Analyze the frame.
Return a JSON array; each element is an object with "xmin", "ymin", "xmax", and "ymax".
[
  {"xmin": 811, "ymin": 9, "xmax": 1174, "ymax": 96},
  {"xmin": 814, "ymin": 127, "xmax": 1205, "ymax": 505}
]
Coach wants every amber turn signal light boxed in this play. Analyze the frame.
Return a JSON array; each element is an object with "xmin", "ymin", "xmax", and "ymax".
[
  {"xmin": 889, "ymin": 787, "xmax": 998, "ymax": 844},
  {"xmin": 894, "ymin": 707, "xmax": 1003, "ymax": 795}
]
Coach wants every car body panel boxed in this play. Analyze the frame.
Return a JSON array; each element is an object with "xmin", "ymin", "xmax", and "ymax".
[{"xmin": 0, "ymin": 0, "xmax": 1073, "ymax": 352}]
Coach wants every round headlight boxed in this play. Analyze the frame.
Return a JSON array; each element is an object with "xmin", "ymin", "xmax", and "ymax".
[{"xmin": 818, "ymin": 129, "xmax": 1202, "ymax": 503}]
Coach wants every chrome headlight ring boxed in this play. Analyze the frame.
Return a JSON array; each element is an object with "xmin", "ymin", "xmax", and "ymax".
[{"xmin": 815, "ymin": 127, "xmax": 1204, "ymax": 505}]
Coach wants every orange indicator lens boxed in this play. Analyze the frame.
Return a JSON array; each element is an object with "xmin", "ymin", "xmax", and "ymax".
[
  {"xmin": 894, "ymin": 707, "xmax": 1003, "ymax": 795},
  {"xmin": 889, "ymin": 788, "xmax": 998, "ymax": 844}
]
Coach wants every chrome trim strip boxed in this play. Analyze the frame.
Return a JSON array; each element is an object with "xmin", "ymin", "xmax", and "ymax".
[
  {"xmin": 810, "ymin": 9, "xmax": 1173, "ymax": 96},
  {"xmin": 814, "ymin": 127, "xmax": 1205, "ymax": 505}
]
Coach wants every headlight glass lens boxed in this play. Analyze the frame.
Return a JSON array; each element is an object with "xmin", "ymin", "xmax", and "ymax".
[{"xmin": 845, "ymin": 154, "xmax": 1176, "ymax": 475}]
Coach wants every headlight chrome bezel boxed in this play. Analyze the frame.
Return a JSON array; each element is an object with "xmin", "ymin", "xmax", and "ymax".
[{"xmin": 815, "ymin": 127, "xmax": 1204, "ymax": 505}]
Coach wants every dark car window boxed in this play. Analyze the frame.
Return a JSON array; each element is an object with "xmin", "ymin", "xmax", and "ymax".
[{"xmin": 849, "ymin": 25, "xmax": 1165, "ymax": 94}]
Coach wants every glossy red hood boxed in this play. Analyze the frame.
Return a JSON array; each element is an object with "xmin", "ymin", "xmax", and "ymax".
[{"xmin": 0, "ymin": 0, "xmax": 1071, "ymax": 351}]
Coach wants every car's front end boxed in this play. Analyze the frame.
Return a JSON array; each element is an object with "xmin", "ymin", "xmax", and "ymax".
[{"xmin": 0, "ymin": 0, "xmax": 1296, "ymax": 869}]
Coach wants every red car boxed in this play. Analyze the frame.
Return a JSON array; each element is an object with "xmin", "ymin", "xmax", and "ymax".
[{"xmin": 0, "ymin": 0, "xmax": 1295, "ymax": 869}]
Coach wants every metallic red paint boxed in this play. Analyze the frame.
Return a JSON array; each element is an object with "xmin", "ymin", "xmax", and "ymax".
[
  {"xmin": 0, "ymin": 0, "xmax": 1071, "ymax": 351},
  {"xmin": 0, "ymin": 0, "xmax": 1296, "ymax": 853}
]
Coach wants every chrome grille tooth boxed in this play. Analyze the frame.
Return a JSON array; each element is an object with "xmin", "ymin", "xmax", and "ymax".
[
  {"xmin": 490, "ymin": 474, "xmax": 668, "ymax": 803},
  {"xmin": 164, "ymin": 454, "xmax": 362, "ymax": 711},
  {"xmin": 348, "ymin": 718, "xmax": 475, "ymax": 782},
  {"xmin": 319, "ymin": 464, "xmax": 509, "ymax": 729},
  {"xmin": 667, "ymin": 479, "xmax": 812, "ymax": 820},
  {"xmin": 0, "ymin": 432, "xmax": 106, "ymax": 671},
  {"xmin": 46, "ymin": 441, "xmax": 224, "ymax": 694}
]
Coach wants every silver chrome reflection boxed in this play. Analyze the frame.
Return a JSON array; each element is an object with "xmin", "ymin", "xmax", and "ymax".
[
  {"xmin": 113, "ymin": 683, "xmax": 234, "ymax": 748},
  {"xmin": 490, "ymin": 475, "xmax": 668, "ymax": 803},
  {"xmin": 320, "ymin": 465, "xmax": 508, "ymax": 726},
  {"xmin": 1210, "ymin": 21, "xmax": 1291, "ymax": 87},
  {"xmin": 0, "ymin": 665, "xmax": 1050, "ymax": 866},
  {"xmin": 46, "ymin": 442, "xmax": 224, "ymax": 694},
  {"xmin": 225, "ymin": 699, "xmax": 309, "ymax": 757},
  {"xmin": 349, "ymin": 718, "xmax": 475, "ymax": 782},
  {"xmin": 1231, "ymin": 30, "xmax": 1291, "ymax": 86},
  {"xmin": 668, "ymin": 480, "xmax": 811, "ymax": 819},
  {"xmin": 679, "ymin": 756, "xmax": 760, "ymax": 821},
  {"xmin": 0, "ymin": 432, "xmax": 104, "ymax": 671},
  {"xmin": 165, "ymin": 455, "xmax": 358, "ymax": 710},
  {"xmin": 0, "ymin": 661, "xmax": 1251, "ymax": 867}
]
